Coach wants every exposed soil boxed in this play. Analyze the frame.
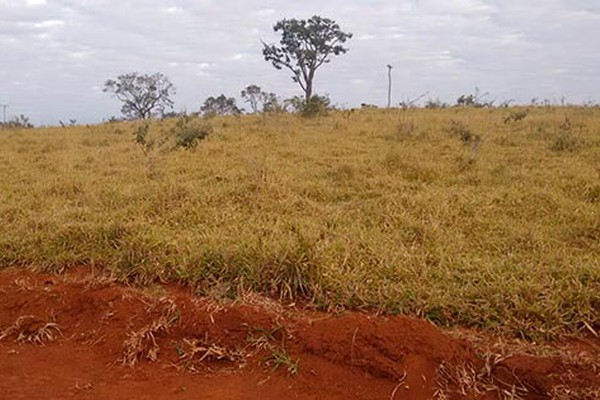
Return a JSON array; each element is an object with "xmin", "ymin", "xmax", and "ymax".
[{"xmin": 0, "ymin": 268, "xmax": 598, "ymax": 400}]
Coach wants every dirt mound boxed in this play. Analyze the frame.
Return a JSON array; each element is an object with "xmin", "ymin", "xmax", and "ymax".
[{"xmin": 0, "ymin": 268, "xmax": 598, "ymax": 399}]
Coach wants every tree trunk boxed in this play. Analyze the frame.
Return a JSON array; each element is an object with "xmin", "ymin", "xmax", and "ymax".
[{"xmin": 305, "ymin": 77, "xmax": 313, "ymax": 104}]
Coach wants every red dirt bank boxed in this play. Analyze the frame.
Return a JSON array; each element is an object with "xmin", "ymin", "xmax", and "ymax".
[{"xmin": 0, "ymin": 268, "xmax": 598, "ymax": 399}]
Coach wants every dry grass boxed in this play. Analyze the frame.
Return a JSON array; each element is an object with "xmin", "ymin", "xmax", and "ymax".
[
  {"xmin": 121, "ymin": 298, "xmax": 179, "ymax": 366},
  {"xmin": 549, "ymin": 385, "xmax": 600, "ymax": 400},
  {"xmin": 435, "ymin": 357, "xmax": 529, "ymax": 400},
  {"xmin": 0, "ymin": 107, "xmax": 598, "ymax": 339},
  {"xmin": 0, "ymin": 316, "xmax": 62, "ymax": 345},
  {"xmin": 176, "ymin": 336, "xmax": 245, "ymax": 372}
]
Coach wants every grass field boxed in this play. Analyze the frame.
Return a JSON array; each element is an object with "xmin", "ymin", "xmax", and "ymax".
[{"xmin": 0, "ymin": 107, "xmax": 598, "ymax": 339}]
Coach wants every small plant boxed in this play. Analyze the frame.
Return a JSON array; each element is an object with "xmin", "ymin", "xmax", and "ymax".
[
  {"xmin": 172, "ymin": 114, "xmax": 212, "ymax": 149},
  {"xmin": 550, "ymin": 116, "xmax": 581, "ymax": 152},
  {"xmin": 264, "ymin": 347, "xmax": 299, "ymax": 375},
  {"xmin": 446, "ymin": 120, "xmax": 483, "ymax": 170},
  {"xmin": 447, "ymin": 120, "xmax": 480, "ymax": 146},
  {"xmin": 246, "ymin": 325, "xmax": 298, "ymax": 376},
  {"xmin": 503, "ymin": 110, "xmax": 528, "ymax": 124},
  {"xmin": 134, "ymin": 122, "xmax": 152, "ymax": 154}
]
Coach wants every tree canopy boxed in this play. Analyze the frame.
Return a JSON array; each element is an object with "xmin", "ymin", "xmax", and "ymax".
[
  {"xmin": 201, "ymin": 95, "xmax": 242, "ymax": 117},
  {"xmin": 241, "ymin": 84, "xmax": 280, "ymax": 113},
  {"xmin": 262, "ymin": 15, "xmax": 352, "ymax": 103},
  {"xmin": 103, "ymin": 72, "xmax": 175, "ymax": 120}
]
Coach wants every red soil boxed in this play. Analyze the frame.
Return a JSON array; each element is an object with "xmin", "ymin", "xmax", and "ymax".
[{"xmin": 0, "ymin": 268, "xmax": 598, "ymax": 400}]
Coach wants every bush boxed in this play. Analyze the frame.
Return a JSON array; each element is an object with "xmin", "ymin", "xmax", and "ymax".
[
  {"xmin": 503, "ymin": 110, "xmax": 528, "ymax": 124},
  {"xmin": 133, "ymin": 122, "xmax": 152, "ymax": 154},
  {"xmin": 302, "ymin": 95, "xmax": 332, "ymax": 117},
  {"xmin": 285, "ymin": 94, "xmax": 332, "ymax": 117},
  {"xmin": 446, "ymin": 120, "xmax": 480, "ymax": 146},
  {"xmin": 173, "ymin": 114, "xmax": 212, "ymax": 149}
]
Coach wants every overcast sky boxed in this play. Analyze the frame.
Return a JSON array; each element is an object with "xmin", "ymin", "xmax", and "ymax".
[{"xmin": 1, "ymin": 0, "xmax": 599, "ymax": 124}]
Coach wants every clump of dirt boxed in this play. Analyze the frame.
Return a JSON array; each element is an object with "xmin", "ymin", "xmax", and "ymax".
[
  {"xmin": 0, "ymin": 268, "xmax": 598, "ymax": 400},
  {"xmin": 296, "ymin": 314, "xmax": 478, "ymax": 398}
]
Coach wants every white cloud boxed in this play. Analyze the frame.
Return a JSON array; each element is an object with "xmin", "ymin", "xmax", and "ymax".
[
  {"xmin": 165, "ymin": 6, "xmax": 184, "ymax": 14},
  {"xmin": 256, "ymin": 8, "xmax": 276, "ymax": 17},
  {"xmin": 33, "ymin": 19, "xmax": 64, "ymax": 28}
]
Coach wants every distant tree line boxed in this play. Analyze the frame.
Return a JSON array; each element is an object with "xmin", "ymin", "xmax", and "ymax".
[
  {"xmin": 100, "ymin": 14, "xmax": 597, "ymax": 123},
  {"xmin": 0, "ymin": 114, "xmax": 34, "ymax": 129}
]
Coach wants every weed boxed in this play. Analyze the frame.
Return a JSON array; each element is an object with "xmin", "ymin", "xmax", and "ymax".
[
  {"xmin": 264, "ymin": 347, "xmax": 299, "ymax": 375},
  {"xmin": 133, "ymin": 122, "xmax": 152, "ymax": 155},
  {"xmin": 246, "ymin": 325, "xmax": 298, "ymax": 376}
]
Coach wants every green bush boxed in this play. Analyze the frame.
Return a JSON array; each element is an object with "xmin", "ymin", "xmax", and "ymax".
[{"xmin": 173, "ymin": 114, "xmax": 212, "ymax": 149}]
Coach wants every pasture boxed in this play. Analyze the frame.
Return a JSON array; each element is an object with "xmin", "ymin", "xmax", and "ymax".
[{"xmin": 1, "ymin": 107, "xmax": 598, "ymax": 339}]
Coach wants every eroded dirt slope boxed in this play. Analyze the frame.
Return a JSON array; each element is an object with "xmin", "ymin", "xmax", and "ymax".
[{"xmin": 0, "ymin": 268, "xmax": 598, "ymax": 400}]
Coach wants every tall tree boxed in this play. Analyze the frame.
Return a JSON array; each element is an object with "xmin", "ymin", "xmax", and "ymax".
[
  {"xmin": 262, "ymin": 15, "xmax": 352, "ymax": 104},
  {"xmin": 103, "ymin": 72, "xmax": 175, "ymax": 120}
]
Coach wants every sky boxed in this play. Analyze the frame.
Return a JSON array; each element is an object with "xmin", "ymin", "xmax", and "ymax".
[{"xmin": 0, "ymin": 0, "xmax": 599, "ymax": 125}]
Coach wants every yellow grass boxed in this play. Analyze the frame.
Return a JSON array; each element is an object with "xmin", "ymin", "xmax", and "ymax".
[{"xmin": 0, "ymin": 107, "xmax": 598, "ymax": 339}]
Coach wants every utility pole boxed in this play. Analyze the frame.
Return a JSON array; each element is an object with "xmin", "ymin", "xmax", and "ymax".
[
  {"xmin": 0, "ymin": 104, "xmax": 8, "ymax": 125},
  {"xmin": 386, "ymin": 65, "xmax": 393, "ymax": 108}
]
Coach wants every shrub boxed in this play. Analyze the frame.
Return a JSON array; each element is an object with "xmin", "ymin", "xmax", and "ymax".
[
  {"xmin": 284, "ymin": 94, "xmax": 332, "ymax": 117},
  {"xmin": 503, "ymin": 110, "xmax": 528, "ymax": 124},
  {"xmin": 173, "ymin": 114, "xmax": 212, "ymax": 149},
  {"xmin": 133, "ymin": 122, "xmax": 152, "ymax": 154},
  {"xmin": 446, "ymin": 120, "xmax": 480, "ymax": 146},
  {"xmin": 303, "ymin": 95, "xmax": 331, "ymax": 117}
]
